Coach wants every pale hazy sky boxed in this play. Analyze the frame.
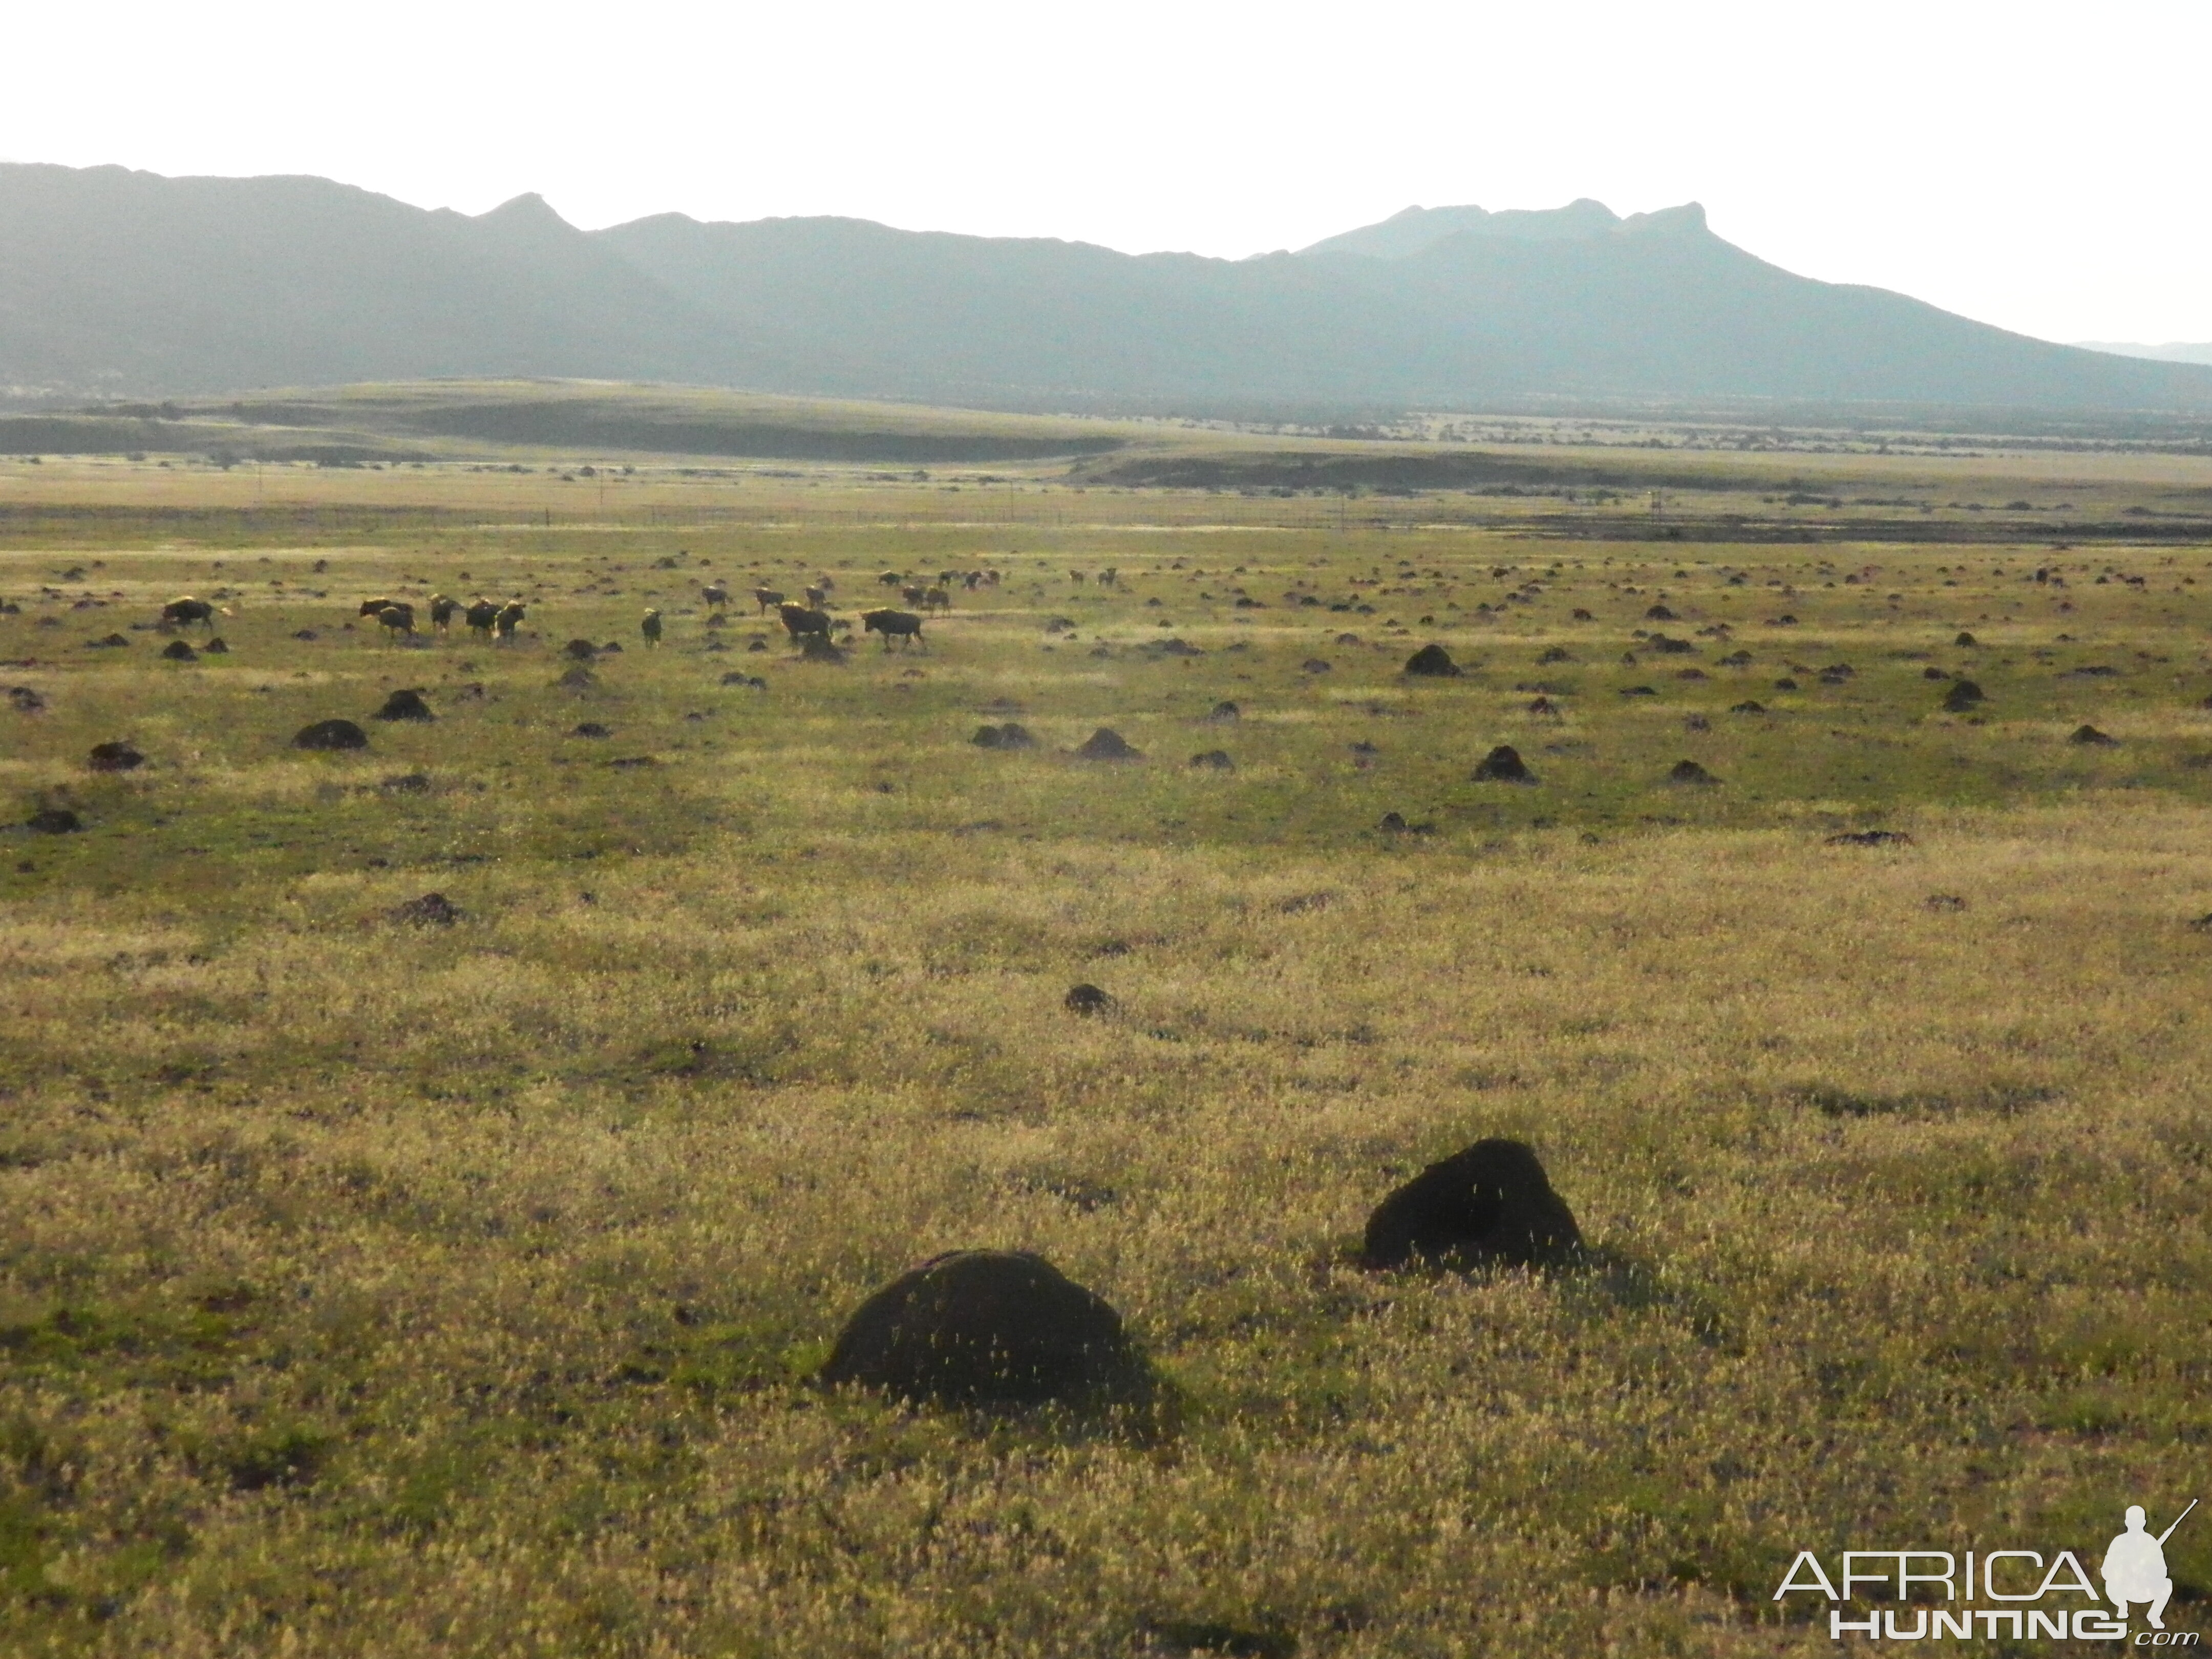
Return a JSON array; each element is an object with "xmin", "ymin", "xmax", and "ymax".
[{"xmin": 8, "ymin": 0, "xmax": 2206, "ymax": 343}]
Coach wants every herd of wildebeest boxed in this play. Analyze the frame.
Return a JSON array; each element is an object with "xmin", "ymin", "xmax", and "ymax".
[{"xmin": 153, "ymin": 563, "xmax": 998, "ymax": 658}]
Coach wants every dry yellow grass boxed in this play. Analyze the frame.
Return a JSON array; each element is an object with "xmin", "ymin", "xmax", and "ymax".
[{"xmin": 3, "ymin": 448, "xmax": 2210, "ymax": 1655}]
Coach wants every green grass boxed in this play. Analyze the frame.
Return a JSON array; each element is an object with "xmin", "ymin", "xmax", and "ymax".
[{"xmin": 2, "ymin": 455, "xmax": 2211, "ymax": 1654}]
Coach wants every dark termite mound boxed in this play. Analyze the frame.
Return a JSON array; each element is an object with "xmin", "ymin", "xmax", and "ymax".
[
  {"xmin": 374, "ymin": 689, "xmax": 434, "ymax": 722},
  {"xmin": 1942, "ymin": 680, "xmax": 1985, "ymax": 713},
  {"xmin": 87, "ymin": 742, "xmax": 144, "ymax": 772},
  {"xmin": 1076, "ymin": 728, "xmax": 1140, "ymax": 760},
  {"xmin": 1362, "ymin": 1139, "xmax": 1583, "ymax": 1271},
  {"xmin": 818, "ymin": 1249, "xmax": 1146, "ymax": 1406},
  {"xmin": 1472, "ymin": 743, "xmax": 1533, "ymax": 782},
  {"xmin": 293, "ymin": 719, "xmax": 368, "ymax": 751},
  {"xmin": 388, "ymin": 892, "xmax": 462, "ymax": 926}
]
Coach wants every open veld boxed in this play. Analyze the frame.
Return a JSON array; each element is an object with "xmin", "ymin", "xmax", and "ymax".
[{"xmin": 4, "ymin": 390, "xmax": 2212, "ymax": 1655}]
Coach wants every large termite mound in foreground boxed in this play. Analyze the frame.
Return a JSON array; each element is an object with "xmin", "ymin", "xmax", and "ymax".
[
  {"xmin": 1362, "ymin": 1139, "xmax": 1583, "ymax": 1271},
  {"xmin": 819, "ymin": 1250, "xmax": 1145, "ymax": 1406}
]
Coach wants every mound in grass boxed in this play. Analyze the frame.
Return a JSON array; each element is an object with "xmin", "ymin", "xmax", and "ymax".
[
  {"xmin": 87, "ymin": 741, "xmax": 143, "ymax": 772},
  {"xmin": 2070, "ymin": 724, "xmax": 2119, "ymax": 746},
  {"xmin": 1064, "ymin": 983, "xmax": 1114, "ymax": 1015},
  {"xmin": 1204, "ymin": 700, "xmax": 1241, "ymax": 721},
  {"xmin": 799, "ymin": 634, "xmax": 846, "ymax": 664},
  {"xmin": 1942, "ymin": 679, "xmax": 1986, "ymax": 712},
  {"xmin": 387, "ymin": 892, "xmax": 462, "ymax": 926},
  {"xmin": 1472, "ymin": 743, "xmax": 1533, "ymax": 782},
  {"xmin": 373, "ymin": 689, "xmax": 434, "ymax": 722},
  {"xmin": 1402, "ymin": 643, "xmax": 1461, "ymax": 677},
  {"xmin": 160, "ymin": 639, "xmax": 198, "ymax": 662},
  {"xmin": 293, "ymin": 718, "xmax": 368, "ymax": 751},
  {"xmin": 1076, "ymin": 727, "xmax": 1140, "ymax": 760},
  {"xmin": 818, "ymin": 1250, "xmax": 1145, "ymax": 1406},
  {"xmin": 26, "ymin": 806, "xmax": 81, "ymax": 834},
  {"xmin": 1668, "ymin": 759, "xmax": 1719, "ymax": 784},
  {"xmin": 972, "ymin": 722, "xmax": 1037, "ymax": 750},
  {"xmin": 1361, "ymin": 1139, "xmax": 1583, "ymax": 1271},
  {"xmin": 1188, "ymin": 749, "xmax": 1235, "ymax": 770}
]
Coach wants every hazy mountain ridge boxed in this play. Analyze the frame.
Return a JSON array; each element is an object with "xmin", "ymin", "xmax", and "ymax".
[
  {"xmin": 4, "ymin": 161, "xmax": 2210, "ymax": 413},
  {"xmin": 2076, "ymin": 342, "xmax": 2212, "ymax": 367}
]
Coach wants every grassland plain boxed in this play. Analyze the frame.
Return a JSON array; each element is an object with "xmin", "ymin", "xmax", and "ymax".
[{"xmin": 3, "ymin": 434, "xmax": 2212, "ymax": 1656}]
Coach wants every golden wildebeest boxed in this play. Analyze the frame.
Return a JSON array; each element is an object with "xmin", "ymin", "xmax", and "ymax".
[
  {"xmin": 358, "ymin": 597, "xmax": 401, "ymax": 618},
  {"xmin": 878, "ymin": 570, "xmax": 904, "ymax": 587},
  {"xmin": 922, "ymin": 586, "xmax": 951, "ymax": 613},
  {"xmin": 778, "ymin": 601, "xmax": 833, "ymax": 642},
  {"xmin": 703, "ymin": 582, "xmax": 730, "ymax": 610},
  {"xmin": 464, "ymin": 598, "xmax": 501, "ymax": 639},
  {"xmin": 805, "ymin": 585, "xmax": 827, "ymax": 609},
  {"xmin": 1097, "ymin": 567, "xmax": 1119, "ymax": 587},
  {"xmin": 494, "ymin": 601, "xmax": 526, "ymax": 640},
  {"xmin": 900, "ymin": 584, "xmax": 927, "ymax": 606},
  {"xmin": 161, "ymin": 596, "xmax": 216, "ymax": 629},
  {"xmin": 861, "ymin": 607, "xmax": 925, "ymax": 648},
  {"xmin": 376, "ymin": 603, "xmax": 416, "ymax": 639},
  {"xmin": 963, "ymin": 571, "xmax": 981, "ymax": 590},
  {"xmin": 1070, "ymin": 570, "xmax": 1087, "ymax": 584},
  {"xmin": 753, "ymin": 586, "xmax": 785, "ymax": 614},
  {"xmin": 428, "ymin": 593, "xmax": 460, "ymax": 631},
  {"xmin": 641, "ymin": 609, "xmax": 663, "ymax": 646}
]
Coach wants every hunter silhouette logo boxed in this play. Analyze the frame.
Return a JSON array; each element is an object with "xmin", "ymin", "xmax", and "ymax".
[
  {"xmin": 1774, "ymin": 1496, "xmax": 2200, "ymax": 1642},
  {"xmin": 2107, "ymin": 1500, "xmax": 2195, "ymax": 1632}
]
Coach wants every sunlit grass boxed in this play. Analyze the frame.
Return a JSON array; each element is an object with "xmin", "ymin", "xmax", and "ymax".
[{"xmin": 2, "ymin": 461, "xmax": 2210, "ymax": 1654}]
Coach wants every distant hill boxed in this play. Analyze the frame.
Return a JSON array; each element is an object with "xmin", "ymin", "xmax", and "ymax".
[
  {"xmin": 5, "ymin": 161, "xmax": 2212, "ymax": 414},
  {"xmin": 2075, "ymin": 342, "xmax": 2212, "ymax": 367}
]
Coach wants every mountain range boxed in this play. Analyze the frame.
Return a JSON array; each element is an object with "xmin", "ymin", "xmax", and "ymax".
[{"xmin": 4, "ymin": 161, "xmax": 2210, "ymax": 414}]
